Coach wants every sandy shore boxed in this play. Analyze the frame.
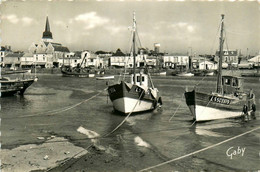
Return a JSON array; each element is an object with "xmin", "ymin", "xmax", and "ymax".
[{"xmin": 0, "ymin": 137, "xmax": 88, "ymax": 172}]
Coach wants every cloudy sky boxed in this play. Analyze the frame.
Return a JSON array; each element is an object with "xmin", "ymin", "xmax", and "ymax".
[{"xmin": 0, "ymin": 0, "xmax": 259, "ymax": 55}]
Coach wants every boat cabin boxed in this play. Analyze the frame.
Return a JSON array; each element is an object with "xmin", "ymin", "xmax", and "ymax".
[
  {"xmin": 131, "ymin": 73, "xmax": 148, "ymax": 87},
  {"xmin": 222, "ymin": 75, "xmax": 244, "ymax": 94}
]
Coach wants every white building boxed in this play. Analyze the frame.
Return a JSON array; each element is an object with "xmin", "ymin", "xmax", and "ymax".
[
  {"xmin": 58, "ymin": 52, "xmax": 80, "ymax": 68},
  {"xmin": 248, "ymin": 55, "xmax": 260, "ymax": 67},
  {"xmin": 20, "ymin": 53, "xmax": 34, "ymax": 68},
  {"xmin": 146, "ymin": 56, "xmax": 157, "ymax": 67},
  {"xmin": 163, "ymin": 54, "xmax": 189, "ymax": 69},
  {"xmin": 58, "ymin": 51, "xmax": 103, "ymax": 68},
  {"xmin": 216, "ymin": 50, "xmax": 238, "ymax": 64},
  {"xmin": 0, "ymin": 46, "xmax": 11, "ymax": 66},
  {"xmin": 82, "ymin": 51, "xmax": 103, "ymax": 68},
  {"xmin": 195, "ymin": 60, "xmax": 218, "ymax": 70}
]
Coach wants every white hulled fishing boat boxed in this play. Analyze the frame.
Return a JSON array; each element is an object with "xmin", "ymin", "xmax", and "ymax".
[
  {"xmin": 107, "ymin": 13, "xmax": 162, "ymax": 114},
  {"xmin": 184, "ymin": 15, "xmax": 256, "ymax": 121}
]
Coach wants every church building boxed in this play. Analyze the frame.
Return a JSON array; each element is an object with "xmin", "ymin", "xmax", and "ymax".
[{"xmin": 27, "ymin": 17, "xmax": 70, "ymax": 68}]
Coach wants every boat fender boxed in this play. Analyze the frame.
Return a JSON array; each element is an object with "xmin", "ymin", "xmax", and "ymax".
[
  {"xmin": 242, "ymin": 104, "xmax": 248, "ymax": 115},
  {"xmin": 158, "ymin": 97, "xmax": 162, "ymax": 105},
  {"xmin": 153, "ymin": 99, "xmax": 157, "ymax": 108},
  {"xmin": 249, "ymin": 89, "xmax": 254, "ymax": 98},
  {"xmin": 252, "ymin": 104, "xmax": 256, "ymax": 112}
]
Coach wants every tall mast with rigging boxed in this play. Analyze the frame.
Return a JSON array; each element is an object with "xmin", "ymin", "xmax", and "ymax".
[
  {"xmin": 216, "ymin": 14, "xmax": 225, "ymax": 94},
  {"xmin": 133, "ymin": 12, "xmax": 136, "ymax": 85}
]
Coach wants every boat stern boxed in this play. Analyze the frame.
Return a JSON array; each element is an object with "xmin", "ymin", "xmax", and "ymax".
[{"xmin": 184, "ymin": 90, "xmax": 196, "ymax": 119}]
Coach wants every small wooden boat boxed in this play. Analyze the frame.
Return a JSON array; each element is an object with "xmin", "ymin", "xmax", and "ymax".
[
  {"xmin": 2, "ymin": 69, "xmax": 31, "ymax": 75},
  {"xmin": 1, "ymin": 76, "xmax": 37, "ymax": 97},
  {"xmin": 96, "ymin": 75, "xmax": 114, "ymax": 80},
  {"xmin": 150, "ymin": 71, "xmax": 167, "ymax": 76},
  {"xmin": 193, "ymin": 70, "xmax": 215, "ymax": 76},
  {"xmin": 184, "ymin": 15, "xmax": 256, "ymax": 122},
  {"xmin": 176, "ymin": 72, "xmax": 194, "ymax": 77}
]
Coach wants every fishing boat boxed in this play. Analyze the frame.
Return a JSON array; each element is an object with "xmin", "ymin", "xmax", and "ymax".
[
  {"xmin": 61, "ymin": 53, "xmax": 103, "ymax": 77},
  {"xmin": 184, "ymin": 15, "xmax": 256, "ymax": 122},
  {"xmin": 61, "ymin": 65, "xmax": 96, "ymax": 78},
  {"xmin": 2, "ymin": 69, "xmax": 31, "ymax": 75},
  {"xmin": 107, "ymin": 13, "xmax": 162, "ymax": 114},
  {"xmin": 1, "ymin": 76, "xmax": 37, "ymax": 97}
]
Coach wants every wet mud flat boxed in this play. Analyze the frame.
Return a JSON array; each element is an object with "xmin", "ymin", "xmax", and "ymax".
[{"xmin": 1, "ymin": 75, "xmax": 260, "ymax": 171}]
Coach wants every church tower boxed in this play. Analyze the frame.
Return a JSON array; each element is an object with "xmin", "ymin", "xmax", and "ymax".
[{"xmin": 42, "ymin": 16, "xmax": 53, "ymax": 42}]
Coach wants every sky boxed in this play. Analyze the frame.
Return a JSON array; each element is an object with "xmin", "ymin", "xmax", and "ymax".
[{"xmin": 0, "ymin": 0, "xmax": 259, "ymax": 55}]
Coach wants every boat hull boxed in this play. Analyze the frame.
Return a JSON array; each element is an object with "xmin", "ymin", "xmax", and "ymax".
[
  {"xmin": 113, "ymin": 97, "xmax": 154, "ymax": 113},
  {"xmin": 108, "ymin": 81, "xmax": 159, "ymax": 114},
  {"xmin": 61, "ymin": 66, "xmax": 96, "ymax": 78},
  {"xmin": 96, "ymin": 76, "xmax": 114, "ymax": 80},
  {"xmin": 1, "ymin": 79, "xmax": 35, "ymax": 97},
  {"xmin": 61, "ymin": 70, "xmax": 94, "ymax": 78},
  {"xmin": 176, "ymin": 72, "xmax": 194, "ymax": 77},
  {"xmin": 185, "ymin": 90, "xmax": 255, "ymax": 121},
  {"xmin": 241, "ymin": 73, "xmax": 260, "ymax": 77}
]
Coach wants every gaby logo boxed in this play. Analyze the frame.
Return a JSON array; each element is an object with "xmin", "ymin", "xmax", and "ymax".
[
  {"xmin": 209, "ymin": 96, "xmax": 231, "ymax": 105},
  {"xmin": 226, "ymin": 146, "xmax": 246, "ymax": 159}
]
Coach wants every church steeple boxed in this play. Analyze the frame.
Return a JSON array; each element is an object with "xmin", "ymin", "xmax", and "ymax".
[{"xmin": 42, "ymin": 16, "xmax": 53, "ymax": 42}]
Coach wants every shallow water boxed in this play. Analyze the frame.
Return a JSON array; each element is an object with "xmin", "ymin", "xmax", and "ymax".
[{"xmin": 1, "ymin": 74, "xmax": 260, "ymax": 171}]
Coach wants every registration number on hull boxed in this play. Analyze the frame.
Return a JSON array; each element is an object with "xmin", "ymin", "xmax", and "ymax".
[{"xmin": 209, "ymin": 96, "xmax": 231, "ymax": 105}]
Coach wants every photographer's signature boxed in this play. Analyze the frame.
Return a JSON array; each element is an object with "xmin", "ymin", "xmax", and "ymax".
[{"xmin": 226, "ymin": 146, "xmax": 246, "ymax": 159}]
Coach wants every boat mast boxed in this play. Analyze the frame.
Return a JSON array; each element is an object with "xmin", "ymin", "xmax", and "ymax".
[
  {"xmin": 216, "ymin": 14, "xmax": 225, "ymax": 94},
  {"xmin": 133, "ymin": 12, "xmax": 136, "ymax": 85}
]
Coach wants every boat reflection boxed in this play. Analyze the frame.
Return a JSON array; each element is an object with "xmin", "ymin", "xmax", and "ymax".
[{"xmin": 193, "ymin": 120, "xmax": 240, "ymax": 137}]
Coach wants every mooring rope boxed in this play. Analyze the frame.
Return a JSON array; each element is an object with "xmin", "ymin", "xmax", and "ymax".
[
  {"xmin": 58, "ymin": 89, "xmax": 146, "ymax": 172},
  {"xmin": 169, "ymin": 94, "xmax": 184, "ymax": 122},
  {"xmin": 103, "ymin": 89, "xmax": 145, "ymax": 137},
  {"xmin": 137, "ymin": 126, "xmax": 260, "ymax": 172},
  {"xmin": 15, "ymin": 88, "xmax": 107, "ymax": 119}
]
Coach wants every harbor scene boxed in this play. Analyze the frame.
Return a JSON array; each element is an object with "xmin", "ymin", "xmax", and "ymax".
[
  {"xmin": 1, "ymin": 74, "xmax": 260, "ymax": 171},
  {"xmin": 1, "ymin": 1, "xmax": 260, "ymax": 171}
]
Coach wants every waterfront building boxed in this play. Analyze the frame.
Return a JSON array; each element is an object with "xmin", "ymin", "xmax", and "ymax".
[
  {"xmin": 163, "ymin": 53, "xmax": 189, "ymax": 69},
  {"xmin": 58, "ymin": 52, "xmax": 81, "ymax": 68},
  {"xmin": 192, "ymin": 56, "xmax": 217, "ymax": 70},
  {"xmin": 215, "ymin": 49, "xmax": 238, "ymax": 65},
  {"xmin": 193, "ymin": 60, "xmax": 218, "ymax": 70},
  {"xmin": 110, "ymin": 48, "xmax": 153, "ymax": 68},
  {"xmin": 146, "ymin": 56, "xmax": 157, "ymax": 68},
  {"xmin": 248, "ymin": 54, "xmax": 260, "ymax": 68},
  {"xmin": 0, "ymin": 46, "xmax": 12, "ymax": 66},
  {"xmin": 58, "ymin": 50, "xmax": 104, "ymax": 68},
  {"xmin": 81, "ymin": 50, "xmax": 103, "ymax": 68},
  {"xmin": 3, "ymin": 52, "xmax": 24, "ymax": 68},
  {"xmin": 95, "ymin": 51, "xmax": 113, "ymax": 68},
  {"xmin": 110, "ymin": 49, "xmax": 126, "ymax": 68},
  {"xmin": 20, "ymin": 53, "xmax": 34, "ymax": 68}
]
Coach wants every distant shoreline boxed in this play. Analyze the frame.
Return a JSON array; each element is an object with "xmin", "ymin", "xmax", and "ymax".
[{"xmin": 2, "ymin": 68, "xmax": 259, "ymax": 76}]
